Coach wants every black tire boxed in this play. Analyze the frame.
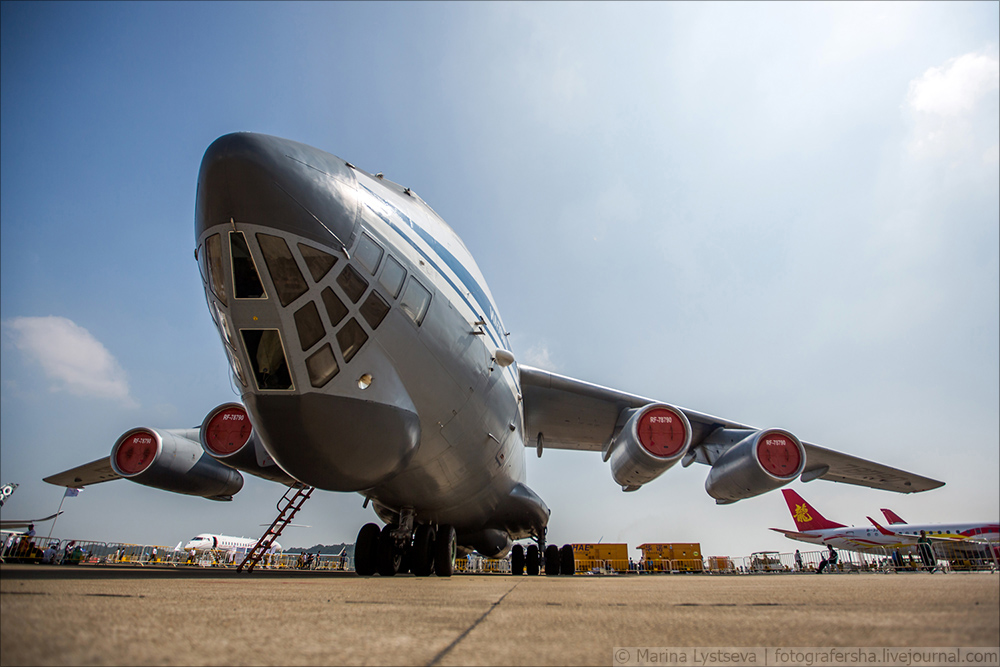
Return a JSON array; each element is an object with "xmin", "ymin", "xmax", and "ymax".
[
  {"xmin": 411, "ymin": 525, "xmax": 436, "ymax": 577},
  {"xmin": 376, "ymin": 525, "xmax": 401, "ymax": 577},
  {"xmin": 526, "ymin": 544, "xmax": 540, "ymax": 576},
  {"xmin": 560, "ymin": 544, "xmax": 575, "ymax": 576},
  {"xmin": 354, "ymin": 523, "xmax": 381, "ymax": 576},
  {"xmin": 435, "ymin": 524, "xmax": 457, "ymax": 577},
  {"xmin": 544, "ymin": 544, "xmax": 561, "ymax": 575},
  {"xmin": 511, "ymin": 544, "xmax": 524, "ymax": 576}
]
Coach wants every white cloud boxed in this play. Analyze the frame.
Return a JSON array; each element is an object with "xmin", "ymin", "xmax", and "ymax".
[
  {"xmin": 4, "ymin": 316, "xmax": 137, "ymax": 406},
  {"xmin": 522, "ymin": 343, "xmax": 557, "ymax": 371},
  {"xmin": 908, "ymin": 51, "xmax": 999, "ymax": 116},
  {"xmin": 905, "ymin": 49, "xmax": 1000, "ymax": 160}
]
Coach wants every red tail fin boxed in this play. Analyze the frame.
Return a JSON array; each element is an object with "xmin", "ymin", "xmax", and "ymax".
[
  {"xmin": 781, "ymin": 489, "xmax": 846, "ymax": 531},
  {"xmin": 880, "ymin": 508, "xmax": 906, "ymax": 525}
]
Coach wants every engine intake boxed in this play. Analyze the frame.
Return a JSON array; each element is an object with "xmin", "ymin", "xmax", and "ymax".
[
  {"xmin": 200, "ymin": 403, "xmax": 301, "ymax": 486},
  {"xmin": 606, "ymin": 403, "xmax": 693, "ymax": 491},
  {"xmin": 110, "ymin": 427, "xmax": 244, "ymax": 500},
  {"xmin": 704, "ymin": 428, "xmax": 806, "ymax": 504}
]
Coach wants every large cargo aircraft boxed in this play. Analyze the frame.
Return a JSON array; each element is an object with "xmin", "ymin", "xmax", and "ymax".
[
  {"xmin": 772, "ymin": 489, "xmax": 998, "ymax": 558},
  {"xmin": 46, "ymin": 133, "xmax": 944, "ymax": 577}
]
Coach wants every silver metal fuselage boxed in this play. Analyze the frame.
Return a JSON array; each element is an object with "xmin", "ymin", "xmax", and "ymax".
[{"xmin": 195, "ymin": 134, "xmax": 541, "ymax": 547}]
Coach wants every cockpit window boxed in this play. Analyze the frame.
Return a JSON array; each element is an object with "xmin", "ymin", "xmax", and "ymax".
[
  {"xmin": 230, "ymin": 232, "xmax": 266, "ymax": 299},
  {"xmin": 256, "ymin": 234, "xmax": 308, "ymax": 307},
  {"xmin": 321, "ymin": 287, "xmax": 348, "ymax": 327},
  {"xmin": 360, "ymin": 291, "xmax": 390, "ymax": 330},
  {"xmin": 205, "ymin": 234, "xmax": 228, "ymax": 306},
  {"xmin": 378, "ymin": 255, "xmax": 406, "ymax": 298},
  {"xmin": 298, "ymin": 243, "xmax": 338, "ymax": 283},
  {"xmin": 294, "ymin": 301, "xmax": 326, "ymax": 351},
  {"xmin": 241, "ymin": 329, "xmax": 294, "ymax": 390},
  {"xmin": 336, "ymin": 264, "xmax": 369, "ymax": 304},
  {"xmin": 336, "ymin": 318, "xmax": 369, "ymax": 363},
  {"xmin": 355, "ymin": 233, "xmax": 384, "ymax": 276},
  {"xmin": 400, "ymin": 277, "xmax": 431, "ymax": 325},
  {"xmin": 197, "ymin": 243, "xmax": 208, "ymax": 283},
  {"xmin": 306, "ymin": 344, "xmax": 339, "ymax": 388}
]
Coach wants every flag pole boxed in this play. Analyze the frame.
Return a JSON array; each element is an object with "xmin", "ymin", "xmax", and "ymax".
[{"xmin": 45, "ymin": 493, "xmax": 68, "ymax": 542}]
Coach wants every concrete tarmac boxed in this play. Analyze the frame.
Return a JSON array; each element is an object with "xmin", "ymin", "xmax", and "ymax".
[{"xmin": 1, "ymin": 564, "xmax": 997, "ymax": 666}]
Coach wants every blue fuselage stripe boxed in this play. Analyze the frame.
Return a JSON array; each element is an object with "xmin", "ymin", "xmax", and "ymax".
[{"xmin": 360, "ymin": 184, "xmax": 511, "ymax": 355}]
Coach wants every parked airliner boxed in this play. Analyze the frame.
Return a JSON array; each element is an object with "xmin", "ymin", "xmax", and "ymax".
[
  {"xmin": 772, "ymin": 489, "xmax": 999, "ymax": 557},
  {"xmin": 46, "ymin": 133, "xmax": 944, "ymax": 577},
  {"xmin": 183, "ymin": 533, "xmax": 281, "ymax": 554}
]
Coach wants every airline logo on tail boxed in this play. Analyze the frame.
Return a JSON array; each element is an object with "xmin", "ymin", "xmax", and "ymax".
[
  {"xmin": 781, "ymin": 489, "xmax": 846, "ymax": 532},
  {"xmin": 793, "ymin": 503, "xmax": 813, "ymax": 523}
]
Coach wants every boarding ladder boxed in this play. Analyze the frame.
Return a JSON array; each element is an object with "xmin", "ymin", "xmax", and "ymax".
[{"xmin": 238, "ymin": 485, "xmax": 314, "ymax": 573}]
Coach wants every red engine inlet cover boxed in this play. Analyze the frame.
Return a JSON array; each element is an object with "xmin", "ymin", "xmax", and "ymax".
[
  {"xmin": 204, "ymin": 406, "xmax": 253, "ymax": 456},
  {"xmin": 115, "ymin": 430, "xmax": 157, "ymax": 475},
  {"xmin": 637, "ymin": 407, "xmax": 687, "ymax": 458},
  {"xmin": 756, "ymin": 432, "xmax": 802, "ymax": 478}
]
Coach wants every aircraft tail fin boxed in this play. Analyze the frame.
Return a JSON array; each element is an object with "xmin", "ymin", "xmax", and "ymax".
[
  {"xmin": 880, "ymin": 508, "xmax": 906, "ymax": 525},
  {"xmin": 781, "ymin": 489, "xmax": 846, "ymax": 531}
]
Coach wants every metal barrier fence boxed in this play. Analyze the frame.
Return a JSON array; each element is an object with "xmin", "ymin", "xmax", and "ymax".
[
  {"xmin": 455, "ymin": 555, "xmax": 511, "ymax": 573},
  {"xmin": 4, "ymin": 529, "xmax": 995, "ymax": 574}
]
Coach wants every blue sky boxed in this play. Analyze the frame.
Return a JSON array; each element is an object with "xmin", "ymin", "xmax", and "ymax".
[{"xmin": 2, "ymin": 2, "xmax": 997, "ymax": 558}]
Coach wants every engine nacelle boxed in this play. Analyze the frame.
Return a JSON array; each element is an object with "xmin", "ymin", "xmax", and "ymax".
[
  {"xmin": 110, "ymin": 427, "xmax": 244, "ymax": 500},
  {"xmin": 704, "ymin": 428, "xmax": 806, "ymax": 504},
  {"xmin": 606, "ymin": 403, "xmax": 693, "ymax": 491},
  {"xmin": 200, "ymin": 403, "xmax": 300, "ymax": 486},
  {"xmin": 461, "ymin": 529, "xmax": 513, "ymax": 559}
]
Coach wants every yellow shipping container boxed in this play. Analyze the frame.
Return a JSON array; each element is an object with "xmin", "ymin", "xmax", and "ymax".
[
  {"xmin": 637, "ymin": 543, "xmax": 703, "ymax": 571},
  {"xmin": 571, "ymin": 543, "xmax": 628, "ymax": 561},
  {"xmin": 637, "ymin": 543, "xmax": 701, "ymax": 560}
]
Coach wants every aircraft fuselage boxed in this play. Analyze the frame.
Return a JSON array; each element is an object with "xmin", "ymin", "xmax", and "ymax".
[{"xmin": 195, "ymin": 133, "xmax": 544, "ymax": 553}]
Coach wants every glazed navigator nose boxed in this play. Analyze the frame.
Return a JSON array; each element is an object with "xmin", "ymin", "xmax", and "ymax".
[{"xmin": 194, "ymin": 133, "xmax": 421, "ymax": 492}]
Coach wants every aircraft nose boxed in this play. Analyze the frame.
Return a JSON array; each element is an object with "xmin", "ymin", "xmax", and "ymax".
[
  {"xmin": 244, "ymin": 392, "xmax": 421, "ymax": 491},
  {"xmin": 196, "ymin": 132, "xmax": 359, "ymax": 251}
]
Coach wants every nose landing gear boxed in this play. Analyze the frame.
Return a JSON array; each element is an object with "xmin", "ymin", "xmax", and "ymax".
[{"xmin": 510, "ymin": 530, "xmax": 575, "ymax": 576}]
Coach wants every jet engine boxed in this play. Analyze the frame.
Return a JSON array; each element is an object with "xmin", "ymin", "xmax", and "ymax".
[
  {"xmin": 605, "ymin": 403, "xmax": 693, "ymax": 491},
  {"xmin": 200, "ymin": 403, "xmax": 300, "ymax": 486},
  {"xmin": 110, "ymin": 427, "xmax": 244, "ymax": 500},
  {"xmin": 704, "ymin": 428, "xmax": 806, "ymax": 504}
]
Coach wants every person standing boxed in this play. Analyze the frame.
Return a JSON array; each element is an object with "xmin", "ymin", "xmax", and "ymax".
[
  {"xmin": 917, "ymin": 531, "xmax": 935, "ymax": 571},
  {"xmin": 794, "ymin": 549, "xmax": 803, "ymax": 572}
]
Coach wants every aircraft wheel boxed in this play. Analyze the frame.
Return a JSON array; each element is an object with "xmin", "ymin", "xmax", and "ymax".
[
  {"xmin": 354, "ymin": 523, "xmax": 381, "ymax": 576},
  {"xmin": 560, "ymin": 544, "xmax": 575, "ymax": 575},
  {"xmin": 376, "ymin": 525, "xmax": 401, "ymax": 577},
  {"xmin": 434, "ymin": 524, "xmax": 457, "ymax": 577},
  {"xmin": 544, "ymin": 544, "xmax": 561, "ymax": 575},
  {"xmin": 511, "ymin": 544, "xmax": 524, "ymax": 576},
  {"xmin": 411, "ymin": 524, "xmax": 436, "ymax": 577},
  {"xmin": 526, "ymin": 544, "xmax": 540, "ymax": 575}
]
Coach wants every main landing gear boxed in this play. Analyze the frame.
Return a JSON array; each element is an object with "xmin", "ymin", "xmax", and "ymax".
[
  {"xmin": 354, "ymin": 520, "xmax": 457, "ymax": 577},
  {"xmin": 510, "ymin": 531, "xmax": 575, "ymax": 576}
]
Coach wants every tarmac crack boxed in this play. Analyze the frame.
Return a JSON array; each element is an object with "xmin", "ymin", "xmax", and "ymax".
[{"xmin": 426, "ymin": 582, "xmax": 520, "ymax": 667}]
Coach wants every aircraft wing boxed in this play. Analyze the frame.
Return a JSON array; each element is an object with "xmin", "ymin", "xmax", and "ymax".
[
  {"xmin": 519, "ymin": 365, "xmax": 944, "ymax": 494},
  {"xmin": 0, "ymin": 512, "xmax": 63, "ymax": 529},
  {"xmin": 42, "ymin": 457, "xmax": 121, "ymax": 488}
]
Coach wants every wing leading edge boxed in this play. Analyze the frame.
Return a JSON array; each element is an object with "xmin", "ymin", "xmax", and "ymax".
[
  {"xmin": 519, "ymin": 365, "xmax": 943, "ymax": 494},
  {"xmin": 42, "ymin": 457, "xmax": 121, "ymax": 489}
]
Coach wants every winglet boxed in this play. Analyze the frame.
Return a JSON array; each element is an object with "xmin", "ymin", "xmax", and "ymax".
[
  {"xmin": 867, "ymin": 516, "xmax": 895, "ymax": 536},
  {"xmin": 781, "ymin": 489, "xmax": 846, "ymax": 531}
]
